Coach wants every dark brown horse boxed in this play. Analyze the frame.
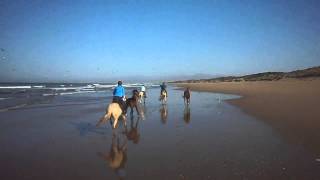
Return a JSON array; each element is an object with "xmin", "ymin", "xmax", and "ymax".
[
  {"xmin": 183, "ymin": 88, "xmax": 191, "ymax": 105},
  {"xmin": 125, "ymin": 89, "xmax": 142, "ymax": 116}
]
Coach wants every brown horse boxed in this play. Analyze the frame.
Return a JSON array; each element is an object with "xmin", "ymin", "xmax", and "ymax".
[
  {"xmin": 96, "ymin": 90, "xmax": 143, "ymax": 129},
  {"xmin": 183, "ymin": 88, "xmax": 191, "ymax": 105},
  {"xmin": 125, "ymin": 89, "xmax": 143, "ymax": 116}
]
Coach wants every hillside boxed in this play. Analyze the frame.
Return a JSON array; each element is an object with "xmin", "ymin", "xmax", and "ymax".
[{"xmin": 173, "ymin": 66, "xmax": 320, "ymax": 83}]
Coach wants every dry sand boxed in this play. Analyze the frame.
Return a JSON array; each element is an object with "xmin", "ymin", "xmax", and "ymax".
[{"xmin": 176, "ymin": 78, "xmax": 320, "ymax": 155}]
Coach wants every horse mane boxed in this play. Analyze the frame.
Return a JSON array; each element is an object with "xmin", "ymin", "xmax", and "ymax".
[{"xmin": 132, "ymin": 89, "xmax": 139, "ymax": 99}]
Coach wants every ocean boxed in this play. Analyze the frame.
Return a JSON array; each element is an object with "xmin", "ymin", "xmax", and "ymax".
[{"xmin": 0, "ymin": 82, "xmax": 158, "ymax": 112}]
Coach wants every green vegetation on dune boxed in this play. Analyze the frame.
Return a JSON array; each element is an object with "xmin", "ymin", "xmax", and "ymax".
[{"xmin": 173, "ymin": 66, "xmax": 320, "ymax": 83}]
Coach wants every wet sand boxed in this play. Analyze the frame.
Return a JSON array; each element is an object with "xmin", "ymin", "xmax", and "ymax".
[
  {"xmin": 0, "ymin": 87, "xmax": 319, "ymax": 179},
  {"xmin": 176, "ymin": 78, "xmax": 320, "ymax": 156}
]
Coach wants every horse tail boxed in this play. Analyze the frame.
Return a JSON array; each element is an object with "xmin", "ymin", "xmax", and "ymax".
[
  {"xmin": 105, "ymin": 110, "xmax": 112, "ymax": 121},
  {"xmin": 96, "ymin": 105, "xmax": 112, "ymax": 127}
]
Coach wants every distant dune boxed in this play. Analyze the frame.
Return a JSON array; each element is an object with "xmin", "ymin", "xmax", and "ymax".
[{"xmin": 173, "ymin": 66, "xmax": 320, "ymax": 83}]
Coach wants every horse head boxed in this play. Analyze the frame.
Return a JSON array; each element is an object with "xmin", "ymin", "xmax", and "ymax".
[{"xmin": 132, "ymin": 89, "xmax": 140, "ymax": 99}]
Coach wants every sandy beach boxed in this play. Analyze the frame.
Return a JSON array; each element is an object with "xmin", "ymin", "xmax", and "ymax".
[
  {"xmin": 1, "ymin": 86, "xmax": 320, "ymax": 179},
  {"xmin": 176, "ymin": 78, "xmax": 320, "ymax": 155}
]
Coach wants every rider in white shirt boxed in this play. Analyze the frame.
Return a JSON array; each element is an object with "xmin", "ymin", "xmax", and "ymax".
[{"xmin": 140, "ymin": 84, "xmax": 146, "ymax": 98}]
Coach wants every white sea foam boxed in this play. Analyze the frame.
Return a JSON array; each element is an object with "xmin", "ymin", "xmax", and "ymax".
[
  {"xmin": 92, "ymin": 84, "xmax": 115, "ymax": 88},
  {"xmin": 32, "ymin": 85, "xmax": 46, "ymax": 88},
  {"xmin": 59, "ymin": 92, "xmax": 77, "ymax": 95},
  {"xmin": 123, "ymin": 83, "xmax": 145, "ymax": 88},
  {"xmin": 80, "ymin": 85, "xmax": 95, "ymax": 91},
  {"xmin": 59, "ymin": 90, "xmax": 95, "ymax": 95},
  {"xmin": 0, "ymin": 86, "xmax": 31, "ymax": 89},
  {"xmin": 49, "ymin": 87, "xmax": 78, "ymax": 90},
  {"xmin": 43, "ymin": 93, "xmax": 58, "ymax": 96},
  {"xmin": 80, "ymin": 88, "xmax": 95, "ymax": 91}
]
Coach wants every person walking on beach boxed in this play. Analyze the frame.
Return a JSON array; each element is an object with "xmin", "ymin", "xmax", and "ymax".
[{"xmin": 113, "ymin": 81, "xmax": 126, "ymax": 113}]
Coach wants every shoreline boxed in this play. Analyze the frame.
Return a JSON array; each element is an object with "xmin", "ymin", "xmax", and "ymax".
[{"xmin": 175, "ymin": 78, "xmax": 320, "ymax": 155}]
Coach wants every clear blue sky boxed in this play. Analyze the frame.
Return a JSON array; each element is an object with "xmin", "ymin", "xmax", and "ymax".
[{"xmin": 0, "ymin": 0, "xmax": 319, "ymax": 82}]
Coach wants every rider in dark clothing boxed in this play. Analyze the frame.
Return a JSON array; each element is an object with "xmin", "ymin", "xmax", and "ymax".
[
  {"xmin": 113, "ymin": 81, "xmax": 126, "ymax": 113},
  {"xmin": 184, "ymin": 87, "xmax": 190, "ymax": 99},
  {"xmin": 160, "ymin": 82, "xmax": 168, "ymax": 97}
]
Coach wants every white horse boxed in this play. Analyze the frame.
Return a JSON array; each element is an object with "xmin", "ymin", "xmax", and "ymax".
[{"xmin": 138, "ymin": 91, "xmax": 147, "ymax": 104}]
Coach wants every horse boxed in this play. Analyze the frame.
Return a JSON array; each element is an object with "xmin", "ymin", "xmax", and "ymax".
[
  {"xmin": 125, "ymin": 89, "xmax": 143, "ymax": 116},
  {"xmin": 96, "ymin": 103, "xmax": 127, "ymax": 129},
  {"xmin": 96, "ymin": 89, "xmax": 144, "ymax": 129},
  {"xmin": 138, "ymin": 91, "xmax": 146, "ymax": 104},
  {"xmin": 183, "ymin": 88, "xmax": 191, "ymax": 105},
  {"xmin": 159, "ymin": 90, "xmax": 167, "ymax": 104}
]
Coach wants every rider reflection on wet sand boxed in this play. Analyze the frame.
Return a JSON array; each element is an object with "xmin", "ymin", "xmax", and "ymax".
[
  {"xmin": 160, "ymin": 104, "xmax": 168, "ymax": 124},
  {"xmin": 183, "ymin": 105, "xmax": 191, "ymax": 124},
  {"xmin": 98, "ymin": 130, "xmax": 127, "ymax": 179}
]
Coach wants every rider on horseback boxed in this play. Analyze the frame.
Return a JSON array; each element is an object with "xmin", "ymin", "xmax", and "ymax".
[
  {"xmin": 140, "ymin": 84, "xmax": 147, "ymax": 98},
  {"xmin": 160, "ymin": 82, "xmax": 168, "ymax": 97},
  {"xmin": 113, "ymin": 81, "xmax": 126, "ymax": 114}
]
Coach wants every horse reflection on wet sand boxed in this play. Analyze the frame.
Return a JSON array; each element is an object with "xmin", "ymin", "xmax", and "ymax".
[
  {"xmin": 98, "ymin": 130, "xmax": 128, "ymax": 179},
  {"xmin": 125, "ymin": 115, "xmax": 141, "ymax": 144},
  {"xmin": 183, "ymin": 106, "xmax": 191, "ymax": 124},
  {"xmin": 160, "ymin": 104, "xmax": 168, "ymax": 124}
]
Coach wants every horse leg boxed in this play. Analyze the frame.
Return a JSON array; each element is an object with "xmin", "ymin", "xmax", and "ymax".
[
  {"xmin": 130, "ymin": 106, "xmax": 133, "ymax": 115},
  {"xmin": 122, "ymin": 114, "xmax": 127, "ymax": 127},
  {"xmin": 135, "ymin": 105, "xmax": 140, "ymax": 116},
  {"xmin": 113, "ymin": 117, "xmax": 118, "ymax": 129}
]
